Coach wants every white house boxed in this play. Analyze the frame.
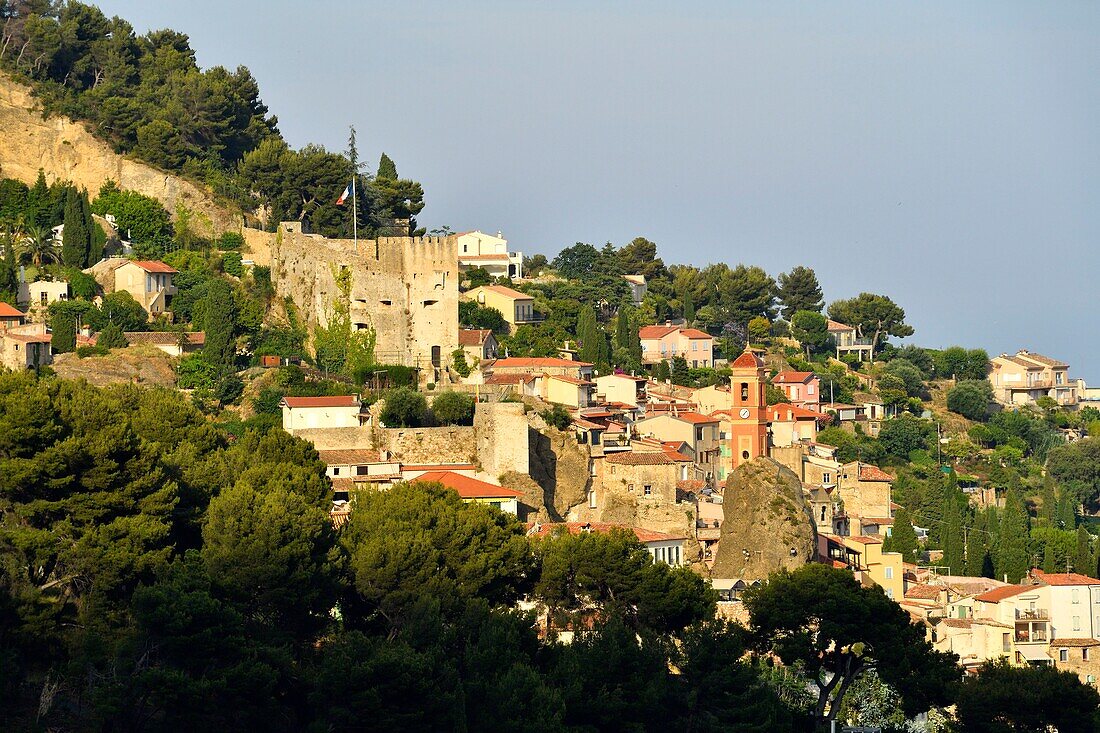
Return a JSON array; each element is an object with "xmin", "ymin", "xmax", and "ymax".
[
  {"xmin": 456, "ymin": 230, "xmax": 523, "ymax": 279},
  {"xmin": 281, "ymin": 395, "xmax": 362, "ymax": 433}
]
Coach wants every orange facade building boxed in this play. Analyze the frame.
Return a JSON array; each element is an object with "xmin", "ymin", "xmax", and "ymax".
[{"xmin": 729, "ymin": 349, "xmax": 769, "ymax": 468}]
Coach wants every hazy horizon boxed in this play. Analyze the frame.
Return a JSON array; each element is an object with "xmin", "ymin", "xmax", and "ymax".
[{"xmin": 95, "ymin": 1, "xmax": 1100, "ymax": 379}]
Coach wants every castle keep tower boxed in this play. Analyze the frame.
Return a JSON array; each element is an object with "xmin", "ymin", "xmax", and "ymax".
[{"xmin": 729, "ymin": 349, "xmax": 768, "ymax": 468}]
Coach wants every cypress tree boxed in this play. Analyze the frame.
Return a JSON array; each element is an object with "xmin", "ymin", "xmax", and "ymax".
[
  {"xmin": 0, "ymin": 237, "xmax": 17, "ymax": 304},
  {"xmin": 377, "ymin": 152, "xmax": 397, "ymax": 181},
  {"xmin": 83, "ymin": 190, "xmax": 103, "ymax": 264},
  {"xmin": 61, "ymin": 186, "xmax": 89, "ymax": 268},
  {"xmin": 577, "ymin": 305, "xmax": 600, "ymax": 366},
  {"xmin": 201, "ymin": 279, "xmax": 238, "ymax": 371},
  {"xmin": 50, "ymin": 309, "xmax": 76, "ymax": 353},
  {"xmin": 26, "ymin": 170, "xmax": 50, "ymax": 229},
  {"xmin": 1042, "ymin": 542, "xmax": 1057, "ymax": 573},
  {"xmin": 941, "ymin": 494, "xmax": 965, "ymax": 575},
  {"xmin": 964, "ymin": 528, "xmax": 986, "ymax": 577},
  {"xmin": 1056, "ymin": 490, "xmax": 1077, "ymax": 530},
  {"xmin": 96, "ymin": 322, "xmax": 128, "ymax": 349},
  {"xmin": 683, "ymin": 289, "xmax": 695, "ymax": 324},
  {"xmin": 1075, "ymin": 526, "xmax": 1092, "ymax": 575},
  {"xmin": 615, "ymin": 305, "xmax": 632, "ymax": 353},
  {"xmin": 1039, "ymin": 479, "xmax": 1056, "ymax": 526},
  {"xmin": 997, "ymin": 490, "xmax": 1031, "ymax": 583},
  {"xmin": 883, "ymin": 507, "xmax": 919, "ymax": 564}
]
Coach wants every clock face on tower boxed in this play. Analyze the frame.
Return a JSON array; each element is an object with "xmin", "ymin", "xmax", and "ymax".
[{"xmin": 739, "ymin": 408, "xmax": 750, "ymax": 419}]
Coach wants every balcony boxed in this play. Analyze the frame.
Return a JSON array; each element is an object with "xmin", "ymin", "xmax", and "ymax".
[
  {"xmin": 1015, "ymin": 625, "xmax": 1049, "ymax": 644},
  {"xmin": 1016, "ymin": 609, "xmax": 1049, "ymax": 620}
]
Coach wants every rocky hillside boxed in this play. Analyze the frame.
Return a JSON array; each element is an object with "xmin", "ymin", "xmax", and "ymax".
[{"xmin": 0, "ymin": 71, "xmax": 241, "ymax": 236}]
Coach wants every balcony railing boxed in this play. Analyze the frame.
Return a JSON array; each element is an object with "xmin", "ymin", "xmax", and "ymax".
[
  {"xmin": 1015, "ymin": 629, "xmax": 1049, "ymax": 643},
  {"xmin": 1016, "ymin": 609, "xmax": 1049, "ymax": 620}
]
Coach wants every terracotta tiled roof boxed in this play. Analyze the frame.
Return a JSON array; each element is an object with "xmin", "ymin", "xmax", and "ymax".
[
  {"xmin": 281, "ymin": 395, "xmax": 360, "ymax": 408},
  {"xmin": 605, "ymin": 451, "xmax": 679, "ymax": 466},
  {"xmin": 0, "ymin": 302, "xmax": 25, "ymax": 317},
  {"xmin": 731, "ymin": 350, "xmax": 764, "ymax": 368},
  {"xmin": 858, "ymin": 465, "xmax": 895, "ymax": 482},
  {"xmin": 484, "ymin": 373, "xmax": 535, "ymax": 385},
  {"xmin": 768, "ymin": 404, "xmax": 826, "ymax": 422},
  {"xmin": 402, "ymin": 463, "xmax": 478, "ymax": 472},
  {"xmin": 905, "ymin": 584, "xmax": 944, "ymax": 600},
  {"xmin": 676, "ymin": 479, "xmax": 707, "ymax": 493},
  {"xmin": 5, "ymin": 332, "xmax": 50, "ymax": 343},
  {"xmin": 974, "ymin": 584, "xmax": 1032, "ymax": 603},
  {"xmin": 940, "ymin": 618, "xmax": 974, "ymax": 628},
  {"xmin": 129, "ymin": 260, "xmax": 177, "ymax": 274},
  {"xmin": 475, "ymin": 284, "xmax": 531, "ymax": 300},
  {"xmin": 527, "ymin": 521, "xmax": 685, "ymax": 543},
  {"xmin": 1014, "ymin": 351, "xmax": 1067, "ymax": 368},
  {"xmin": 124, "ymin": 331, "xmax": 205, "ymax": 345},
  {"xmin": 412, "ymin": 470, "xmax": 524, "ymax": 499},
  {"xmin": 548, "ymin": 374, "xmax": 594, "ymax": 386},
  {"xmin": 680, "ymin": 328, "xmax": 712, "ymax": 339},
  {"xmin": 848, "ymin": 535, "xmax": 883, "ymax": 545},
  {"xmin": 772, "ymin": 371, "xmax": 815, "ymax": 383},
  {"xmin": 318, "ymin": 449, "xmax": 382, "ymax": 465},
  {"xmin": 1051, "ymin": 638, "xmax": 1100, "ymax": 647},
  {"xmin": 670, "ymin": 411, "xmax": 718, "ymax": 424},
  {"xmin": 827, "ymin": 319, "xmax": 853, "ymax": 332},
  {"xmin": 491, "ymin": 357, "xmax": 592, "ymax": 368},
  {"xmin": 1030, "ymin": 569, "xmax": 1100, "ymax": 586},
  {"xmin": 458, "ymin": 328, "xmax": 492, "ymax": 346},
  {"xmin": 638, "ymin": 325, "xmax": 678, "ymax": 339}
]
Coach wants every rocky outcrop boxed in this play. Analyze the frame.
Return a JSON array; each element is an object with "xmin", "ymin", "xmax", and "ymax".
[
  {"xmin": 528, "ymin": 426, "xmax": 591, "ymax": 522},
  {"xmin": 0, "ymin": 71, "xmax": 241, "ymax": 235},
  {"xmin": 711, "ymin": 458, "xmax": 817, "ymax": 580}
]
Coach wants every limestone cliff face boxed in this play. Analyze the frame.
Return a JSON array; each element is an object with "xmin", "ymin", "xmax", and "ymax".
[
  {"xmin": 711, "ymin": 458, "xmax": 817, "ymax": 580},
  {"xmin": 527, "ymin": 425, "xmax": 592, "ymax": 522},
  {"xmin": 0, "ymin": 72, "xmax": 241, "ymax": 235}
]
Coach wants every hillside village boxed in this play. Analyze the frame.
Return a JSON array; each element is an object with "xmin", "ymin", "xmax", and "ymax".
[{"xmin": 1, "ymin": 3, "xmax": 1099, "ymax": 731}]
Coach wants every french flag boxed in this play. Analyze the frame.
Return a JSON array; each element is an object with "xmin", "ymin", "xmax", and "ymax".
[{"xmin": 335, "ymin": 183, "xmax": 352, "ymax": 206}]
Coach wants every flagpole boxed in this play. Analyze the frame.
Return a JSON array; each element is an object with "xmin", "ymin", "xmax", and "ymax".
[{"xmin": 351, "ymin": 176, "xmax": 357, "ymax": 254}]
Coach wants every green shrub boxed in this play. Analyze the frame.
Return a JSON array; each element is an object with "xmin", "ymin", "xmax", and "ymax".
[
  {"xmin": 380, "ymin": 387, "xmax": 428, "ymax": 427},
  {"xmin": 432, "ymin": 391, "xmax": 475, "ymax": 426},
  {"xmin": 178, "ymin": 355, "xmax": 218, "ymax": 390},
  {"xmin": 217, "ymin": 232, "xmax": 245, "ymax": 250},
  {"xmin": 76, "ymin": 345, "xmax": 108, "ymax": 358},
  {"xmin": 541, "ymin": 404, "xmax": 573, "ymax": 431},
  {"xmin": 222, "ymin": 251, "xmax": 243, "ymax": 278}
]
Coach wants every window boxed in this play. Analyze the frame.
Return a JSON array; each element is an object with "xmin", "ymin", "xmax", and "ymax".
[
  {"xmin": 808, "ymin": 384, "xmax": 815, "ymax": 394},
  {"xmin": 588, "ymin": 490, "xmax": 597, "ymax": 509},
  {"xmin": 823, "ymin": 472, "xmax": 832, "ymax": 484},
  {"xmin": 1061, "ymin": 649, "xmax": 1070, "ymax": 662},
  {"xmin": 1074, "ymin": 616, "xmax": 1082, "ymax": 632},
  {"xmin": 885, "ymin": 567, "xmax": 894, "ymax": 580},
  {"xmin": 741, "ymin": 450, "xmax": 749, "ymax": 460},
  {"xmin": 1073, "ymin": 588, "xmax": 1080, "ymax": 604},
  {"xmin": 333, "ymin": 467, "xmax": 341, "ymax": 476},
  {"xmin": 643, "ymin": 485, "xmax": 652, "ymax": 496},
  {"xmin": 740, "ymin": 383, "xmax": 749, "ymax": 401},
  {"xmin": 692, "ymin": 341, "xmax": 698, "ymax": 351},
  {"xmin": 40, "ymin": 292, "xmax": 48, "ymax": 306},
  {"xmin": 1003, "ymin": 633, "xmax": 1011, "ymax": 652},
  {"xmin": 1085, "ymin": 648, "xmax": 1091, "ymax": 662},
  {"xmin": 820, "ymin": 506, "xmax": 826, "ymax": 522}
]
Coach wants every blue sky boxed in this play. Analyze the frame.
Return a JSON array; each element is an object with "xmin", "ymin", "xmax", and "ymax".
[{"xmin": 97, "ymin": 1, "xmax": 1100, "ymax": 378}]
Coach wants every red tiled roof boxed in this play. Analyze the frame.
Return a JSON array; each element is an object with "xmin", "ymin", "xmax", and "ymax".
[
  {"xmin": 458, "ymin": 328, "xmax": 492, "ymax": 346},
  {"xmin": 848, "ymin": 535, "xmax": 883, "ymax": 545},
  {"xmin": 1051, "ymin": 638, "xmax": 1100, "ymax": 647},
  {"xmin": 827, "ymin": 319, "xmax": 853, "ymax": 332},
  {"xmin": 676, "ymin": 479, "xmax": 707, "ymax": 492},
  {"xmin": 975, "ymin": 585, "xmax": 1033, "ymax": 603},
  {"xmin": 772, "ymin": 371, "xmax": 815, "ymax": 383},
  {"xmin": 768, "ymin": 404, "xmax": 826, "ymax": 422},
  {"xmin": 680, "ymin": 328, "xmax": 712, "ymax": 339},
  {"xmin": 527, "ymin": 521, "xmax": 686, "ymax": 543},
  {"xmin": 1030, "ymin": 569, "xmax": 1100, "ymax": 586},
  {"xmin": 731, "ymin": 350, "xmax": 764, "ymax": 368},
  {"xmin": 484, "ymin": 373, "xmax": 535, "ymax": 385},
  {"xmin": 411, "ymin": 471, "xmax": 524, "ymax": 499},
  {"xmin": 548, "ymin": 374, "xmax": 594, "ymax": 386},
  {"xmin": 605, "ymin": 451, "xmax": 682, "ymax": 465},
  {"xmin": 402, "ymin": 463, "xmax": 478, "ymax": 472},
  {"xmin": 281, "ymin": 395, "xmax": 360, "ymax": 408},
  {"xmin": 5, "ymin": 332, "xmax": 51, "ymax": 343},
  {"xmin": 491, "ymin": 357, "xmax": 592, "ymax": 368},
  {"xmin": 859, "ymin": 465, "xmax": 895, "ymax": 482},
  {"xmin": 905, "ymin": 584, "xmax": 943, "ymax": 600},
  {"xmin": 671, "ymin": 411, "xmax": 719, "ymax": 424},
  {"xmin": 129, "ymin": 260, "xmax": 177, "ymax": 274},
  {"xmin": 0, "ymin": 302, "xmax": 25, "ymax": 317},
  {"xmin": 638, "ymin": 325, "xmax": 678, "ymax": 339},
  {"xmin": 475, "ymin": 284, "xmax": 531, "ymax": 300}
]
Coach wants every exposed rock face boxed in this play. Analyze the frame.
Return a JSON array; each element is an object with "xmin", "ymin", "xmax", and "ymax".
[
  {"xmin": 711, "ymin": 458, "xmax": 817, "ymax": 580},
  {"xmin": 50, "ymin": 345, "xmax": 178, "ymax": 388},
  {"xmin": 0, "ymin": 71, "xmax": 240, "ymax": 235},
  {"xmin": 527, "ymin": 426, "xmax": 591, "ymax": 522}
]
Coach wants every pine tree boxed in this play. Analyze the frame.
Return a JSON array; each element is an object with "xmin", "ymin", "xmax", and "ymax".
[
  {"xmin": 61, "ymin": 186, "xmax": 89, "ymax": 268},
  {"xmin": 1075, "ymin": 526, "xmax": 1092, "ymax": 575},
  {"xmin": 883, "ymin": 507, "xmax": 919, "ymax": 564},
  {"xmin": 997, "ymin": 490, "xmax": 1031, "ymax": 583},
  {"xmin": 96, "ymin": 322, "xmax": 128, "ymax": 349},
  {"xmin": 777, "ymin": 266, "xmax": 824, "ymax": 320}
]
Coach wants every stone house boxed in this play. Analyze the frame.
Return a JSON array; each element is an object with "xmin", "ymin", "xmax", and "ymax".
[
  {"xmin": 768, "ymin": 403, "xmax": 824, "ymax": 448},
  {"xmin": 455, "ymin": 230, "xmax": 522, "ymax": 279},
  {"xmin": 18, "ymin": 279, "xmax": 69, "ymax": 315},
  {"xmin": 122, "ymin": 331, "xmax": 205, "ymax": 356},
  {"xmin": 0, "ymin": 321, "xmax": 51, "ymax": 370},
  {"xmin": 638, "ymin": 324, "xmax": 715, "ymax": 368},
  {"xmin": 528, "ymin": 522, "xmax": 687, "ymax": 566},
  {"xmin": 0, "ymin": 301, "xmax": 25, "ymax": 330},
  {"xmin": 281, "ymin": 395, "xmax": 362, "ymax": 434},
  {"xmin": 113, "ymin": 260, "xmax": 178, "ymax": 316},
  {"xmin": 633, "ymin": 411, "xmax": 720, "ymax": 481},
  {"xmin": 835, "ymin": 461, "xmax": 895, "ymax": 537},
  {"xmin": 464, "ymin": 284, "xmax": 537, "ymax": 332},
  {"xmin": 458, "ymin": 328, "xmax": 498, "ymax": 367},
  {"xmin": 318, "ymin": 448, "xmax": 402, "ymax": 498},
  {"xmin": 596, "ymin": 449, "xmax": 692, "ymax": 512},
  {"xmin": 989, "ymin": 350, "xmax": 1077, "ymax": 407},
  {"xmin": 771, "ymin": 371, "xmax": 821, "ymax": 410}
]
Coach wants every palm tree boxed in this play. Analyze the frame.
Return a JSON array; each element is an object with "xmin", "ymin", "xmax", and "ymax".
[{"xmin": 20, "ymin": 224, "xmax": 59, "ymax": 268}]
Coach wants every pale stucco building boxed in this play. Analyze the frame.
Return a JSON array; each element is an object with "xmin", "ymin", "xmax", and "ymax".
[{"xmin": 455, "ymin": 230, "xmax": 522, "ymax": 279}]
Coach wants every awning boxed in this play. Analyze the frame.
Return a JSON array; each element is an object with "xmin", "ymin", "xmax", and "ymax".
[{"xmin": 1016, "ymin": 645, "xmax": 1052, "ymax": 663}]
